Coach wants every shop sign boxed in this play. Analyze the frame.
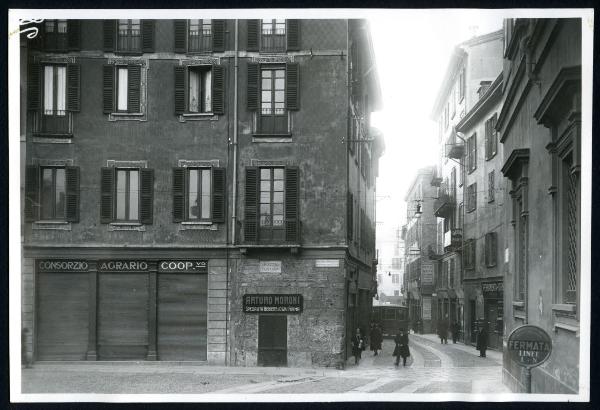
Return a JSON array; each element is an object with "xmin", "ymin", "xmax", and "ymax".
[
  {"xmin": 315, "ymin": 259, "xmax": 340, "ymax": 268},
  {"xmin": 259, "ymin": 261, "xmax": 282, "ymax": 273},
  {"xmin": 243, "ymin": 294, "xmax": 303, "ymax": 313},
  {"xmin": 507, "ymin": 325, "xmax": 552, "ymax": 368},
  {"xmin": 158, "ymin": 260, "xmax": 207, "ymax": 273},
  {"xmin": 37, "ymin": 259, "xmax": 89, "ymax": 272},
  {"xmin": 482, "ymin": 282, "xmax": 504, "ymax": 299},
  {"xmin": 98, "ymin": 260, "xmax": 149, "ymax": 272},
  {"xmin": 422, "ymin": 262, "xmax": 434, "ymax": 284}
]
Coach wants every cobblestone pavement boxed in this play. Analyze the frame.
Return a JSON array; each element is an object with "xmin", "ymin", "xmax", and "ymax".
[{"xmin": 20, "ymin": 333, "xmax": 511, "ymax": 396}]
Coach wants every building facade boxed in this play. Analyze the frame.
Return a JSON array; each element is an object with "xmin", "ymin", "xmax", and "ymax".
[
  {"xmin": 498, "ymin": 18, "xmax": 581, "ymax": 393},
  {"xmin": 376, "ymin": 225, "xmax": 404, "ymax": 304},
  {"xmin": 21, "ymin": 18, "xmax": 382, "ymax": 368}
]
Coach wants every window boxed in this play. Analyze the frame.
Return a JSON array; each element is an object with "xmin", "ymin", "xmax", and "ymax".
[
  {"xmin": 261, "ymin": 19, "xmax": 286, "ymax": 52},
  {"xmin": 172, "ymin": 167, "xmax": 225, "ymax": 223},
  {"xmin": 450, "ymin": 167, "xmax": 457, "ymax": 201},
  {"xmin": 392, "ymin": 274, "xmax": 400, "ymax": 284},
  {"xmin": 260, "ymin": 167, "xmax": 285, "ymax": 236},
  {"xmin": 118, "ymin": 19, "xmax": 141, "ymax": 52},
  {"xmin": 247, "ymin": 62, "xmax": 299, "ymax": 135},
  {"xmin": 485, "ymin": 232, "xmax": 498, "ymax": 267},
  {"xmin": 378, "ymin": 274, "xmax": 382, "ymax": 284},
  {"xmin": 100, "ymin": 167, "xmax": 154, "ymax": 224},
  {"xmin": 485, "ymin": 113, "xmax": 498, "ymax": 160},
  {"xmin": 24, "ymin": 165, "xmax": 79, "ymax": 223},
  {"xmin": 464, "ymin": 239, "xmax": 475, "ymax": 270},
  {"xmin": 247, "ymin": 19, "xmax": 299, "ymax": 53},
  {"xmin": 451, "ymin": 87, "xmax": 456, "ymax": 118},
  {"xmin": 103, "ymin": 64, "xmax": 141, "ymax": 114},
  {"xmin": 174, "ymin": 65, "xmax": 224, "ymax": 116},
  {"xmin": 43, "ymin": 65, "xmax": 66, "ymax": 117},
  {"xmin": 467, "ymin": 133, "xmax": 477, "ymax": 172},
  {"xmin": 103, "ymin": 19, "xmax": 154, "ymax": 53},
  {"xmin": 458, "ymin": 203, "xmax": 464, "ymax": 229},
  {"xmin": 394, "ymin": 290, "xmax": 400, "ymax": 296},
  {"xmin": 561, "ymin": 153, "xmax": 579, "ymax": 304},
  {"xmin": 189, "ymin": 66, "xmax": 212, "ymax": 113},
  {"xmin": 444, "ymin": 103, "xmax": 449, "ymax": 130},
  {"xmin": 459, "ymin": 67, "xmax": 466, "ymax": 101},
  {"xmin": 189, "ymin": 19, "xmax": 212, "ymax": 52},
  {"xmin": 442, "ymin": 260, "xmax": 448, "ymax": 287},
  {"xmin": 174, "ymin": 19, "xmax": 225, "ymax": 53},
  {"xmin": 347, "ymin": 192, "xmax": 354, "ymax": 241},
  {"xmin": 44, "ymin": 20, "xmax": 67, "ymax": 50},
  {"xmin": 488, "ymin": 171, "xmax": 495, "ymax": 202},
  {"xmin": 449, "ymin": 258, "xmax": 455, "ymax": 288},
  {"xmin": 467, "ymin": 183, "xmax": 477, "ymax": 212}
]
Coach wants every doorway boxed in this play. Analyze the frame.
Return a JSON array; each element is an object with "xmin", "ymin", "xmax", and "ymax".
[{"xmin": 258, "ymin": 315, "xmax": 287, "ymax": 366}]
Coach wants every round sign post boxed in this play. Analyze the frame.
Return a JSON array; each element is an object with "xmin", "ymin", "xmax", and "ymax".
[{"xmin": 506, "ymin": 325, "xmax": 553, "ymax": 393}]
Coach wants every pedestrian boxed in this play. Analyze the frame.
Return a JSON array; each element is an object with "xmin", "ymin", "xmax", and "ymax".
[
  {"xmin": 476, "ymin": 321, "xmax": 488, "ymax": 358},
  {"xmin": 370, "ymin": 323, "xmax": 383, "ymax": 356},
  {"xmin": 351, "ymin": 327, "xmax": 365, "ymax": 365},
  {"xmin": 393, "ymin": 328, "xmax": 410, "ymax": 366},
  {"xmin": 438, "ymin": 315, "xmax": 448, "ymax": 344},
  {"xmin": 451, "ymin": 320, "xmax": 460, "ymax": 344}
]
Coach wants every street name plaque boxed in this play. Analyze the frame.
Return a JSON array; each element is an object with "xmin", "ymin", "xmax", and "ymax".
[
  {"xmin": 243, "ymin": 294, "xmax": 303, "ymax": 313},
  {"xmin": 507, "ymin": 325, "xmax": 553, "ymax": 392}
]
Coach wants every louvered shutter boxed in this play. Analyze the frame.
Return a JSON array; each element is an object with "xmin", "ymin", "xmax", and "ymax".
[
  {"xmin": 247, "ymin": 62, "xmax": 259, "ymax": 111},
  {"xmin": 347, "ymin": 192, "xmax": 353, "ymax": 241},
  {"xmin": 174, "ymin": 66, "xmax": 186, "ymax": 115},
  {"xmin": 103, "ymin": 20, "xmax": 116, "ymax": 52},
  {"xmin": 27, "ymin": 63, "xmax": 41, "ymax": 111},
  {"xmin": 243, "ymin": 167, "xmax": 258, "ymax": 242},
  {"xmin": 212, "ymin": 167, "xmax": 226, "ymax": 223},
  {"xmin": 127, "ymin": 65, "xmax": 141, "ymax": 113},
  {"xmin": 65, "ymin": 166, "xmax": 80, "ymax": 222},
  {"xmin": 141, "ymin": 20, "xmax": 155, "ymax": 53},
  {"xmin": 100, "ymin": 167, "xmax": 114, "ymax": 223},
  {"xmin": 284, "ymin": 166, "xmax": 299, "ymax": 243},
  {"xmin": 67, "ymin": 64, "xmax": 81, "ymax": 112},
  {"xmin": 211, "ymin": 65, "xmax": 225, "ymax": 115},
  {"xmin": 246, "ymin": 20, "xmax": 259, "ymax": 51},
  {"xmin": 286, "ymin": 20, "xmax": 300, "ymax": 51},
  {"xmin": 102, "ymin": 64, "xmax": 115, "ymax": 114},
  {"xmin": 285, "ymin": 62, "xmax": 299, "ymax": 111},
  {"xmin": 172, "ymin": 167, "xmax": 186, "ymax": 222},
  {"xmin": 212, "ymin": 20, "xmax": 225, "ymax": 52},
  {"xmin": 24, "ymin": 165, "xmax": 39, "ymax": 222},
  {"xmin": 174, "ymin": 20, "xmax": 187, "ymax": 53},
  {"xmin": 28, "ymin": 22, "xmax": 44, "ymax": 50},
  {"xmin": 67, "ymin": 20, "xmax": 81, "ymax": 51},
  {"xmin": 140, "ymin": 168, "xmax": 154, "ymax": 225}
]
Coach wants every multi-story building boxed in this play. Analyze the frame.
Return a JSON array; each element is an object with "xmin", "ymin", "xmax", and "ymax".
[
  {"xmin": 402, "ymin": 166, "xmax": 437, "ymax": 333},
  {"xmin": 498, "ymin": 18, "xmax": 582, "ymax": 393},
  {"xmin": 20, "ymin": 18, "xmax": 382, "ymax": 369},
  {"xmin": 429, "ymin": 30, "xmax": 503, "ymax": 341},
  {"xmin": 376, "ymin": 225, "xmax": 404, "ymax": 304}
]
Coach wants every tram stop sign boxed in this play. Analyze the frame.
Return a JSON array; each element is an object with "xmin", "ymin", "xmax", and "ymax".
[{"xmin": 507, "ymin": 325, "xmax": 552, "ymax": 368}]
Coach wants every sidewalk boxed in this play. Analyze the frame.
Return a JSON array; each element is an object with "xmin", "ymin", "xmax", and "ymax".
[{"xmin": 411, "ymin": 333, "xmax": 503, "ymax": 362}]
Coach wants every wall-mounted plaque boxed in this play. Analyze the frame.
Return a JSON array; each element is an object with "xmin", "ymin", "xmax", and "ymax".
[{"xmin": 243, "ymin": 294, "xmax": 303, "ymax": 313}]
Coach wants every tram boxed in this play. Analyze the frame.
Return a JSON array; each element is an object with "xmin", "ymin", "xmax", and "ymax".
[{"xmin": 371, "ymin": 304, "xmax": 410, "ymax": 337}]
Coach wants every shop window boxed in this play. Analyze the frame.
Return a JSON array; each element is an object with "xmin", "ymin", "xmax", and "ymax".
[
  {"xmin": 24, "ymin": 165, "xmax": 80, "ymax": 222},
  {"xmin": 100, "ymin": 166, "xmax": 154, "ymax": 225},
  {"xmin": 172, "ymin": 167, "xmax": 225, "ymax": 223}
]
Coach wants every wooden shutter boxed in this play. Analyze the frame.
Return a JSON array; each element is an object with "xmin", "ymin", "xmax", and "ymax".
[
  {"xmin": 491, "ymin": 113, "xmax": 498, "ymax": 156},
  {"xmin": 211, "ymin": 167, "xmax": 226, "ymax": 223},
  {"xmin": 67, "ymin": 64, "xmax": 81, "ymax": 112},
  {"xmin": 211, "ymin": 65, "xmax": 225, "ymax": 115},
  {"xmin": 100, "ymin": 167, "xmax": 114, "ymax": 223},
  {"xmin": 243, "ymin": 167, "xmax": 258, "ymax": 242},
  {"xmin": 286, "ymin": 20, "xmax": 300, "ymax": 51},
  {"xmin": 27, "ymin": 63, "xmax": 41, "ymax": 111},
  {"xmin": 174, "ymin": 20, "xmax": 187, "ymax": 53},
  {"xmin": 212, "ymin": 20, "xmax": 226, "ymax": 52},
  {"xmin": 172, "ymin": 167, "xmax": 186, "ymax": 222},
  {"xmin": 67, "ymin": 20, "xmax": 81, "ymax": 51},
  {"xmin": 102, "ymin": 64, "xmax": 115, "ymax": 114},
  {"xmin": 246, "ymin": 19, "xmax": 259, "ymax": 52},
  {"xmin": 174, "ymin": 66, "xmax": 186, "ymax": 115},
  {"xmin": 65, "ymin": 166, "xmax": 80, "ymax": 222},
  {"xmin": 285, "ymin": 62, "xmax": 299, "ymax": 111},
  {"xmin": 140, "ymin": 168, "xmax": 154, "ymax": 225},
  {"xmin": 347, "ymin": 192, "xmax": 353, "ymax": 241},
  {"xmin": 24, "ymin": 165, "xmax": 39, "ymax": 222},
  {"xmin": 103, "ymin": 20, "xmax": 116, "ymax": 52},
  {"xmin": 127, "ymin": 65, "xmax": 141, "ymax": 113},
  {"xmin": 284, "ymin": 166, "xmax": 300, "ymax": 242},
  {"xmin": 141, "ymin": 20, "xmax": 155, "ymax": 53},
  {"xmin": 247, "ymin": 62, "xmax": 259, "ymax": 111}
]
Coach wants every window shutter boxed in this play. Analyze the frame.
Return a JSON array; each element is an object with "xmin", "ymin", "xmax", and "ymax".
[
  {"xmin": 347, "ymin": 192, "xmax": 353, "ymax": 241},
  {"xmin": 246, "ymin": 20, "xmax": 259, "ymax": 52},
  {"xmin": 211, "ymin": 64, "xmax": 225, "ymax": 115},
  {"xmin": 172, "ymin": 167, "xmax": 186, "ymax": 222},
  {"xmin": 127, "ymin": 65, "xmax": 141, "ymax": 113},
  {"xmin": 484, "ymin": 119, "xmax": 490, "ymax": 159},
  {"xmin": 247, "ymin": 62, "xmax": 259, "ymax": 111},
  {"xmin": 285, "ymin": 62, "xmax": 299, "ymax": 111},
  {"xmin": 67, "ymin": 20, "xmax": 81, "ymax": 51},
  {"xmin": 28, "ymin": 22, "xmax": 44, "ymax": 50},
  {"xmin": 27, "ymin": 63, "xmax": 41, "ymax": 112},
  {"xmin": 100, "ymin": 167, "xmax": 114, "ymax": 223},
  {"xmin": 141, "ymin": 20, "xmax": 155, "ymax": 53},
  {"xmin": 67, "ymin": 64, "xmax": 81, "ymax": 112},
  {"xmin": 174, "ymin": 66, "xmax": 186, "ymax": 115},
  {"xmin": 243, "ymin": 167, "xmax": 258, "ymax": 242},
  {"xmin": 284, "ymin": 166, "xmax": 300, "ymax": 242},
  {"xmin": 102, "ymin": 64, "xmax": 115, "ymax": 114},
  {"xmin": 492, "ymin": 113, "xmax": 498, "ymax": 156},
  {"xmin": 286, "ymin": 19, "xmax": 300, "ymax": 51},
  {"xmin": 65, "ymin": 166, "xmax": 80, "ymax": 223},
  {"xmin": 212, "ymin": 167, "xmax": 226, "ymax": 223},
  {"xmin": 103, "ymin": 20, "xmax": 115, "ymax": 52},
  {"xmin": 140, "ymin": 168, "xmax": 154, "ymax": 225},
  {"xmin": 24, "ymin": 165, "xmax": 39, "ymax": 222},
  {"xmin": 174, "ymin": 20, "xmax": 187, "ymax": 53},
  {"xmin": 212, "ymin": 20, "xmax": 226, "ymax": 52}
]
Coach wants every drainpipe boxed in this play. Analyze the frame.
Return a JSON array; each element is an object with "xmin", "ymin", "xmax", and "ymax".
[{"xmin": 231, "ymin": 19, "xmax": 239, "ymax": 246}]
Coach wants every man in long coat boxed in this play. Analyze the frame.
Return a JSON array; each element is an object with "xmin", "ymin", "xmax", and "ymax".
[
  {"xmin": 476, "ymin": 321, "xmax": 488, "ymax": 357},
  {"xmin": 370, "ymin": 323, "xmax": 383, "ymax": 356},
  {"xmin": 393, "ymin": 329, "xmax": 410, "ymax": 366},
  {"xmin": 438, "ymin": 315, "xmax": 449, "ymax": 344}
]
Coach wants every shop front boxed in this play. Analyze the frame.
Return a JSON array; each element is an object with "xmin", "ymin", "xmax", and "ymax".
[{"xmin": 482, "ymin": 281, "xmax": 504, "ymax": 350}]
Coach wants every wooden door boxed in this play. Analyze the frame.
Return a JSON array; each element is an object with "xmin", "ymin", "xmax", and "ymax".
[{"xmin": 258, "ymin": 315, "xmax": 287, "ymax": 366}]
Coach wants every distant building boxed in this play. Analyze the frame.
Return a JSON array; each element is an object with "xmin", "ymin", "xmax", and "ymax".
[{"xmin": 376, "ymin": 226, "xmax": 404, "ymax": 304}]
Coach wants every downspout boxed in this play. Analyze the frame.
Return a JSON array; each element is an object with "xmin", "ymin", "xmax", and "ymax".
[{"xmin": 231, "ymin": 19, "xmax": 239, "ymax": 245}]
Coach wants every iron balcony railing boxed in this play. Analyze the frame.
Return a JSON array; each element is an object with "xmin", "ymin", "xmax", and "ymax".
[
  {"xmin": 433, "ymin": 183, "xmax": 456, "ymax": 218},
  {"xmin": 261, "ymin": 30, "xmax": 286, "ymax": 52},
  {"xmin": 188, "ymin": 29, "xmax": 212, "ymax": 52},
  {"xmin": 445, "ymin": 133, "xmax": 465, "ymax": 159},
  {"xmin": 44, "ymin": 32, "xmax": 68, "ymax": 51},
  {"xmin": 33, "ymin": 111, "xmax": 72, "ymax": 136},
  {"xmin": 444, "ymin": 228, "xmax": 463, "ymax": 252},
  {"xmin": 117, "ymin": 30, "xmax": 141, "ymax": 52}
]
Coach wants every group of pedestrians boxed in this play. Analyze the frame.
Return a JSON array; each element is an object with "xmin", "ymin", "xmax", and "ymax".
[
  {"xmin": 437, "ymin": 315, "xmax": 489, "ymax": 358},
  {"xmin": 351, "ymin": 324, "xmax": 411, "ymax": 367}
]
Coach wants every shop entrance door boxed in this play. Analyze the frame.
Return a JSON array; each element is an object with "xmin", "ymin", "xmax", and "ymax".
[
  {"xmin": 469, "ymin": 299, "xmax": 477, "ymax": 344},
  {"xmin": 484, "ymin": 301, "xmax": 498, "ymax": 349},
  {"xmin": 258, "ymin": 315, "xmax": 287, "ymax": 367}
]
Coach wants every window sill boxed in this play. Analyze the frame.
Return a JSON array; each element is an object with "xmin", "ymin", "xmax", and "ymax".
[
  {"xmin": 513, "ymin": 313, "xmax": 526, "ymax": 321},
  {"xmin": 114, "ymin": 51, "xmax": 144, "ymax": 56},
  {"xmin": 179, "ymin": 221, "xmax": 218, "ymax": 231},
  {"xmin": 108, "ymin": 223, "xmax": 146, "ymax": 232},
  {"xmin": 252, "ymin": 134, "xmax": 292, "ymax": 143},
  {"xmin": 512, "ymin": 301, "xmax": 525, "ymax": 308},
  {"xmin": 552, "ymin": 303, "xmax": 577, "ymax": 313},
  {"xmin": 108, "ymin": 112, "xmax": 146, "ymax": 122},
  {"xmin": 553, "ymin": 321, "xmax": 579, "ymax": 335},
  {"xmin": 32, "ymin": 221, "xmax": 72, "ymax": 231},
  {"xmin": 32, "ymin": 136, "xmax": 73, "ymax": 144},
  {"xmin": 179, "ymin": 113, "xmax": 218, "ymax": 122}
]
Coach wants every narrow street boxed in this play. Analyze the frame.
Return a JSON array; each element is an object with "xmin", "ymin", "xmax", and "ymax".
[{"xmin": 22, "ymin": 333, "xmax": 509, "ymax": 395}]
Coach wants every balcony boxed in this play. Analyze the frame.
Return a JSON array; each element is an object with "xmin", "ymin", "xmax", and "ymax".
[
  {"xmin": 188, "ymin": 29, "xmax": 212, "ymax": 53},
  {"xmin": 33, "ymin": 111, "xmax": 73, "ymax": 137},
  {"xmin": 444, "ymin": 133, "xmax": 465, "ymax": 159},
  {"xmin": 430, "ymin": 169, "xmax": 442, "ymax": 187},
  {"xmin": 433, "ymin": 188, "xmax": 455, "ymax": 218},
  {"xmin": 444, "ymin": 228, "xmax": 463, "ymax": 252},
  {"xmin": 240, "ymin": 219, "xmax": 301, "ymax": 253}
]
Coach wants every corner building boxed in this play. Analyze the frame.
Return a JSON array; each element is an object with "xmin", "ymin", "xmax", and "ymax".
[{"xmin": 21, "ymin": 19, "xmax": 382, "ymax": 368}]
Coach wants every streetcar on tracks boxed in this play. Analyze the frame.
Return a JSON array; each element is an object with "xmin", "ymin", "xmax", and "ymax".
[{"xmin": 371, "ymin": 303, "xmax": 409, "ymax": 337}]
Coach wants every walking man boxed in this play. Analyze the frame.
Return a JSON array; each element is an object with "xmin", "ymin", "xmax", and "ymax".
[
  {"xmin": 476, "ymin": 321, "xmax": 488, "ymax": 357},
  {"xmin": 438, "ymin": 315, "xmax": 449, "ymax": 344},
  {"xmin": 370, "ymin": 323, "xmax": 383, "ymax": 356},
  {"xmin": 393, "ymin": 328, "xmax": 410, "ymax": 366},
  {"xmin": 352, "ymin": 328, "xmax": 365, "ymax": 365},
  {"xmin": 451, "ymin": 320, "xmax": 460, "ymax": 344}
]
